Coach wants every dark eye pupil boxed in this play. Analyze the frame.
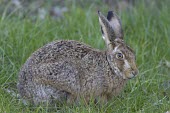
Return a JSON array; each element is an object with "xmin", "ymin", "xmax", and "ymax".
[
  {"xmin": 117, "ymin": 53, "xmax": 123, "ymax": 58},
  {"xmin": 118, "ymin": 53, "xmax": 122, "ymax": 57}
]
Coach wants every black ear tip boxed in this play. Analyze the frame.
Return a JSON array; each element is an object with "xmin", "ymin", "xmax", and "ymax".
[
  {"xmin": 108, "ymin": 11, "xmax": 114, "ymax": 13},
  {"xmin": 98, "ymin": 10, "xmax": 101, "ymax": 15},
  {"xmin": 107, "ymin": 11, "xmax": 114, "ymax": 20}
]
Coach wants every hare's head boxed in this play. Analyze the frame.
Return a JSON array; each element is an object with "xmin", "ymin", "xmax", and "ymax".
[{"xmin": 98, "ymin": 11, "xmax": 138, "ymax": 79}]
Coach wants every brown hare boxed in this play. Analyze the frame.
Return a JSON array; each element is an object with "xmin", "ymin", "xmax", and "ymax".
[{"xmin": 17, "ymin": 11, "xmax": 139, "ymax": 105}]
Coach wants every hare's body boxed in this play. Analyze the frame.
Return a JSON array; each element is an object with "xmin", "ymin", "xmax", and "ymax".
[
  {"xmin": 18, "ymin": 40, "xmax": 126, "ymax": 104},
  {"xmin": 18, "ymin": 11, "xmax": 138, "ymax": 105}
]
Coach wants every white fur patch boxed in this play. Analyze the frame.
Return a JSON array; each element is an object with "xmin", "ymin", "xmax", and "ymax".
[
  {"xmin": 113, "ymin": 46, "xmax": 120, "ymax": 53},
  {"xmin": 124, "ymin": 60, "xmax": 130, "ymax": 69},
  {"xmin": 102, "ymin": 35, "xmax": 105, "ymax": 40}
]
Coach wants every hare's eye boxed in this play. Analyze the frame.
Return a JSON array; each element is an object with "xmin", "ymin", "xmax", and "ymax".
[{"xmin": 116, "ymin": 53, "xmax": 124, "ymax": 59}]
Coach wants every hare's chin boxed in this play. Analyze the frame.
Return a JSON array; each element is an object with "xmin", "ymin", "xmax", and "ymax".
[{"xmin": 123, "ymin": 74, "xmax": 135, "ymax": 79}]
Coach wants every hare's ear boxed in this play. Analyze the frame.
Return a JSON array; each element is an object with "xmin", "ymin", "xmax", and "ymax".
[
  {"xmin": 107, "ymin": 11, "xmax": 124, "ymax": 39},
  {"xmin": 98, "ymin": 11, "xmax": 123, "ymax": 50}
]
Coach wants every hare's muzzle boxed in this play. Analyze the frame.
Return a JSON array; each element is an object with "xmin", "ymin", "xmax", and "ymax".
[
  {"xmin": 123, "ymin": 59, "xmax": 139, "ymax": 79},
  {"xmin": 132, "ymin": 69, "xmax": 139, "ymax": 76}
]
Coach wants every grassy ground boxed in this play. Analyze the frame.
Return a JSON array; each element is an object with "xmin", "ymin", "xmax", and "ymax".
[{"xmin": 0, "ymin": 1, "xmax": 170, "ymax": 113}]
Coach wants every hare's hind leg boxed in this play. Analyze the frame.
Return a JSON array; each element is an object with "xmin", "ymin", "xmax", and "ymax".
[
  {"xmin": 17, "ymin": 82, "xmax": 34, "ymax": 105},
  {"xmin": 24, "ymin": 83, "xmax": 67, "ymax": 105},
  {"xmin": 32, "ymin": 84, "xmax": 52, "ymax": 105}
]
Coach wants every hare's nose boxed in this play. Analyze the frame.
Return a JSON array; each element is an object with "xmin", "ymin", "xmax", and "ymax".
[{"xmin": 132, "ymin": 69, "xmax": 139, "ymax": 76}]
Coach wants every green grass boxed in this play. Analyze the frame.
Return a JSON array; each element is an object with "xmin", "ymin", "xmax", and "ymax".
[{"xmin": 0, "ymin": 1, "xmax": 170, "ymax": 113}]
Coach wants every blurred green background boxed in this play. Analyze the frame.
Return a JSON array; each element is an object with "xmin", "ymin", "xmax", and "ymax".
[{"xmin": 0, "ymin": 0, "xmax": 169, "ymax": 113}]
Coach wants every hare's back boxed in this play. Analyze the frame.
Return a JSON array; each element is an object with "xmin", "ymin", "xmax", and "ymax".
[{"xmin": 28, "ymin": 40, "xmax": 95, "ymax": 65}]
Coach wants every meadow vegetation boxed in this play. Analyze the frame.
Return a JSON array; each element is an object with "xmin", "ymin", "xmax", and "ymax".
[{"xmin": 0, "ymin": 0, "xmax": 169, "ymax": 112}]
